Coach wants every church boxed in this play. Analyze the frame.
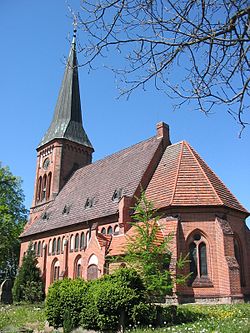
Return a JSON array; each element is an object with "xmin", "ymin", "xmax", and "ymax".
[{"xmin": 20, "ymin": 31, "xmax": 250, "ymax": 304}]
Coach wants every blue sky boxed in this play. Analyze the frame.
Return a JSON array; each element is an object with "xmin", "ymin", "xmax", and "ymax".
[{"xmin": 0, "ymin": 1, "xmax": 249, "ymax": 225}]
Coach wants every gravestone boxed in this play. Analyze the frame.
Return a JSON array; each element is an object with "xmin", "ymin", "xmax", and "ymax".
[{"xmin": 0, "ymin": 279, "xmax": 13, "ymax": 304}]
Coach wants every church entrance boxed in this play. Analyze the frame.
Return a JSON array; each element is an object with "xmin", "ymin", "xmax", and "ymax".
[{"xmin": 87, "ymin": 264, "xmax": 98, "ymax": 280}]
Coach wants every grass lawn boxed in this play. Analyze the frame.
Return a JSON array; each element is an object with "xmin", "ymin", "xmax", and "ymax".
[
  {"xmin": 0, "ymin": 303, "xmax": 45, "ymax": 332},
  {"xmin": 0, "ymin": 303, "xmax": 249, "ymax": 333}
]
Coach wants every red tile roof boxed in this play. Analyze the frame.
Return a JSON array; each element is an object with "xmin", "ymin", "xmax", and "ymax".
[
  {"xmin": 146, "ymin": 141, "xmax": 248, "ymax": 213},
  {"xmin": 22, "ymin": 136, "xmax": 162, "ymax": 237}
]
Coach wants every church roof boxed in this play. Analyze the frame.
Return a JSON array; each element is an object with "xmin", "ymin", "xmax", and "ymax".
[
  {"xmin": 146, "ymin": 141, "xmax": 248, "ymax": 213},
  {"xmin": 22, "ymin": 136, "xmax": 162, "ymax": 237},
  {"xmin": 38, "ymin": 36, "xmax": 93, "ymax": 149},
  {"xmin": 22, "ymin": 137, "xmax": 248, "ymax": 239}
]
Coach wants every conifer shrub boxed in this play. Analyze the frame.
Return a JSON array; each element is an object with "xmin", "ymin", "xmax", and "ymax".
[{"xmin": 12, "ymin": 243, "xmax": 44, "ymax": 303}]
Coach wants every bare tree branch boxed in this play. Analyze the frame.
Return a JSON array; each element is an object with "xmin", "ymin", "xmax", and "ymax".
[{"xmin": 74, "ymin": 0, "xmax": 250, "ymax": 133}]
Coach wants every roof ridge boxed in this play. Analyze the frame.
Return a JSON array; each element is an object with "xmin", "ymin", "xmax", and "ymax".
[
  {"xmin": 169, "ymin": 141, "xmax": 184, "ymax": 205},
  {"xmin": 74, "ymin": 135, "xmax": 157, "ymax": 173},
  {"xmin": 187, "ymin": 143, "xmax": 248, "ymax": 213},
  {"xmin": 184, "ymin": 141, "xmax": 224, "ymax": 205}
]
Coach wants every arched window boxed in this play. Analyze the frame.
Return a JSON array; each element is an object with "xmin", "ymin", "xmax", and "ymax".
[
  {"xmin": 52, "ymin": 238, "xmax": 56, "ymax": 255},
  {"xmin": 107, "ymin": 226, "xmax": 113, "ymax": 235},
  {"xmin": 188, "ymin": 232, "xmax": 209, "ymax": 285},
  {"xmin": 46, "ymin": 172, "xmax": 52, "ymax": 200},
  {"xmin": 70, "ymin": 235, "xmax": 74, "ymax": 252},
  {"xmin": 114, "ymin": 225, "xmax": 119, "ymax": 235},
  {"xmin": 57, "ymin": 238, "xmax": 61, "ymax": 255},
  {"xmin": 36, "ymin": 176, "xmax": 42, "ymax": 202},
  {"xmin": 48, "ymin": 239, "xmax": 52, "ymax": 255},
  {"xmin": 61, "ymin": 236, "xmax": 65, "ymax": 254},
  {"xmin": 41, "ymin": 241, "xmax": 45, "ymax": 257},
  {"xmin": 75, "ymin": 234, "xmax": 79, "ymax": 251},
  {"xmin": 52, "ymin": 259, "xmax": 60, "ymax": 283},
  {"xmin": 86, "ymin": 231, "xmax": 90, "ymax": 246},
  {"xmin": 42, "ymin": 174, "xmax": 47, "ymax": 200},
  {"xmin": 37, "ymin": 241, "xmax": 41, "ymax": 257},
  {"xmin": 75, "ymin": 257, "xmax": 82, "ymax": 278},
  {"xmin": 101, "ymin": 227, "xmax": 106, "ymax": 235},
  {"xmin": 87, "ymin": 265, "xmax": 98, "ymax": 281},
  {"xmin": 87, "ymin": 255, "xmax": 99, "ymax": 281},
  {"xmin": 80, "ymin": 232, "xmax": 85, "ymax": 250},
  {"xmin": 33, "ymin": 242, "xmax": 37, "ymax": 255},
  {"xmin": 234, "ymin": 238, "xmax": 245, "ymax": 287}
]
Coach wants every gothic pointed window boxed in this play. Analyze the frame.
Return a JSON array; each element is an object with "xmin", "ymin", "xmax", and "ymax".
[
  {"xmin": 114, "ymin": 225, "xmax": 119, "ymax": 235},
  {"xmin": 42, "ymin": 174, "xmax": 47, "ymax": 201},
  {"xmin": 37, "ymin": 176, "xmax": 42, "ymax": 202},
  {"xmin": 57, "ymin": 238, "xmax": 61, "ymax": 254},
  {"xmin": 75, "ymin": 257, "xmax": 82, "ymax": 278},
  {"xmin": 188, "ymin": 232, "xmax": 211, "ymax": 286},
  {"xmin": 52, "ymin": 259, "xmax": 60, "ymax": 283},
  {"xmin": 101, "ymin": 227, "xmax": 106, "ymax": 234},
  {"xmin": 37, "ymin": 241, "xmax": 41, "ymax": 257},
  {"xmin": 47, "ymin": 172, "xmax": 52, "ymax": 200},
  {"xmin": 52, "ymin": 238, "xmax": 56, "ymax": 255},
  {"xmin": 107, "ymin": 226, "xmax": 113, "ymax": 235},
  {"xmin": 80, "ymin": 232, "xmax": 85, "ymax": 250},
  {"xmin": 70, "ymin": 235, "xmax": 74, "ymax": 252},
  {"xmin": 234, "ymin": 237, "xmax": 245, "ymax": 287},
  {"xmin": 75, "ymin": 234, "xmax": 79, "ymax": 251}
]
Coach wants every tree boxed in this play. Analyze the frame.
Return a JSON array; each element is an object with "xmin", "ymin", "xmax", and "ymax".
[
  {"xmin": 0, "ymin": 163, "xmax": 27, "ymax": 280},
  {"xmin": 75, "ymin": 1, "xmax": 249, "ymax": 134},
  {"xmin": 123, "ymin": 192, "xmax": 187, "ymax": 298},
  {"xmin": 12, "ymin": 242, "xmax": 45, "ymax": 303}
]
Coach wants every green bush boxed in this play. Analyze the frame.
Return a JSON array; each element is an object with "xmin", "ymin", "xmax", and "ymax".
[
  {"xmin": 45, "ymin": 278, "xmax": 88, "ymax": 328},
  {"xmin": 45, "ymin": 268, "xmax": 146, "ymax": 331},
  {"xmin": 131, "ymin": 302, "xmax": 158, "ymax": 326},
  {"xmin": 23, "ymin": 281, "xmax": 45, "ymax": 303},
  {"xmin": 80, "ymin": 268, "xmax": 146, "ymax": 331}
]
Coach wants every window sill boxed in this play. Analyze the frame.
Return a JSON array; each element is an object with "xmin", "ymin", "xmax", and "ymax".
[{"xmin": 189, "ymin": 276, "xmax": 213, "ymax": 288}]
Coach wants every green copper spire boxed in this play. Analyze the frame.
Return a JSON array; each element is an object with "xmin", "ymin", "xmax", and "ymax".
[{"xmin": 38, "ymin": 30, "xmax": 93, "ymax": 149}]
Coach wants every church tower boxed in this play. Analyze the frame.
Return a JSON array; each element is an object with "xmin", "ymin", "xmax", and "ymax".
[{"xmin": 30, "ymin": 30, "xmax": 94, "ymax": 221}]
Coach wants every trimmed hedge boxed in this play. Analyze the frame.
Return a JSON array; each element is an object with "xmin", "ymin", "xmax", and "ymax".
[
  {"xmin": 45, "ymin": 268, "xmax": 186, "ymax": 332},
  {"xmin": 45, "ymin": 268, "xmax": 146, "ymax": 331},
  {"xmin": 45, "ymin": 278, "xmax": 88, "ymax": 329}
]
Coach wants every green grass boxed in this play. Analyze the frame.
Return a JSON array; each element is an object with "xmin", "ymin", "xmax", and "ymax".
[
  {"xmin": 0, "ymin": 303, "xmax": 45, "ymax": 332},
  {"xmin": 132, "ymin": 303, "xmax": 250, "ymax": 333},
  {"xmin": 0, "ymin": 303, "xmax": 249, "ymax": 333}
]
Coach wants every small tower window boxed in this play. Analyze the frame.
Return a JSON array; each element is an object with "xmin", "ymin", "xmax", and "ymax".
[{"xmin": 101, "ymin": 227, "xmax": 106, "ymax": 235}]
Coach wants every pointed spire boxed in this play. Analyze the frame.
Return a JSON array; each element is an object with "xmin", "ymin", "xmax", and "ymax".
[{"xmin": 38, "ymin": 28, "xmax": 93, "ymax": 149}]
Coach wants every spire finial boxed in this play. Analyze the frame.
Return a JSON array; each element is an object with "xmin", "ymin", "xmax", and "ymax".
[{"xmin": 73, "ymin": 15, "xmax": 77, "ymax": 39}]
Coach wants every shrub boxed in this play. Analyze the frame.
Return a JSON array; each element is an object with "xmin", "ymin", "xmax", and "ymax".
[
  {"xmin": 45, "ymin": 278, "xmax": 88, "ymax": 328},
  {"xmin": 80, "ymin": 268, "xmax": 146, "ymax": 331},
  {"xmin": 13, "ymin": 243, "xmax": 44, "ymax": 303},
  {"xmin": 131, "ymin": 302, "xmax": 158, "ymax": 326},
  {"xmin": 22, "ymin": 281, "xmax": 45, "ymax": 303}
]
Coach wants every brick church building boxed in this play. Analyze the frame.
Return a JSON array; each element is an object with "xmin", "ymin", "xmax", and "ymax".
[{"xmin": 20, "ymin": 33, "xmax": 250, "ymax": 303}]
